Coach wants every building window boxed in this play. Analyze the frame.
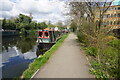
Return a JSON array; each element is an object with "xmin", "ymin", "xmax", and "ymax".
[
  {"xmin": 114, "ymin": 21, "xmax": 116, "ymax": 25},
  {"xmin": 112, "ymin": 8, "xmax": 114, "ymax": 10},
  {"xmin": 118, "ymin": 14, "xmax": 120, "ymax": 17},
  {"xmin": 118, "ymin": 21, "xmax": 120, "ymax": 25},
  {"xmin": 111, "ymin": 14, "xmax": 113, "ymax": 17},
  {"xmin": 110, "ymin": 21, "xmax": 112, "ymax": 25},
  {"xmin": 109, "ymin": 21, "xmax": 111, "ymax": 25},
  {"xmin": 107, "ymin": 21, "xmax": 109, "ymax": 25},
  {"xmin": 108, "ymin": 8, "xmax": 110, "ymax": 10},
  {"xmin": 111, "ymin": 7, "xmax": 114, "ymax": 10},
  {"xmin": 104, "ymin": 15, "xmax": 107, "ymax": 18},
  {"xmin": 118, "ymin": 7, "xmax": 120, "ymax": 10},
  {"xmin": 114, "ymin": 14, "xmax": 116, "ymax": 17},
  {"xmin": 103, "ymin": 22, "xmax": 106, "ymax": 25},
  {"xmin": 117, "ymin": 21, "xmax": 120, "ymax": 25},
  {"xmin": 107, "ymin": 14, "xmax": 110, "ymax": 18}
]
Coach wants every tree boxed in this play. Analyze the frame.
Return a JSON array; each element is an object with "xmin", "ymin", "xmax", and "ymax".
[
  {"xmin": 55, "ymin": 22, "xmax": 63, "ymax": 27},
  {"xmin": 2, "ymin": 18, "xmax": 7, "ymax": 30},
  {"xmin": 17, "ymin": 14, "xmax": 32, "ymax": 23},
  {"xmin": 0, "ymin": 19, "xmax": 2, "ymax": 30},
  {"xmin": 68, "ymin": 1, "xmax": 119, "ymax": 78},
  {"xmin": 37, "ymin": 22, "xmax": 48, "ymax": 29},
  {"xmin": 68, "ymin": 1, "xmax": 114, "ymax": 33},
  {"xmin": 70, "ymin": 21, "xmax": 77, "ymax": 32},
  {"xmin": 8, "ymin": 20, "xmax": 16, "ymax": 30},
  {"xmin": 29, "ymin": 21, "xmax": 37, "ymax": 29}
]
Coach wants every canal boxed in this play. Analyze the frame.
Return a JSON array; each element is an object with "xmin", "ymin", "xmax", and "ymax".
[{"xmin": 1, "ymin": 35, "xmax": 53, "ymax": 79}]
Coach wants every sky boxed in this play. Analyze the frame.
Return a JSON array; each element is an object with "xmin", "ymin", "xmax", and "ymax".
[
  {"xmin": 0, "ymin": 0, "xmax": 70, "ymax": 24},
  {"xmin": 0, "ymin": 0, "xmax": 119, "ymax": 24}
]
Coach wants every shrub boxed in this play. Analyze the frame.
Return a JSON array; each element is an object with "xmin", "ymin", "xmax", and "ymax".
[
  {"xmin": 86, "ymin": 47, "xmax": 97, "ymax": 56},
  {"xmin": 108, "ymin": 39, "xmax": 120, "ymax": 49},
  {"xmin": 101, "ymin": 46, "xmax": 119, "ymax": 78},
  {"xmin": 77, "ymin": 32, "xmax": 86, "ymax": 43},
  {"xmin": 103, "ymin": 36, "xmax": 116, "ymax": 42}
]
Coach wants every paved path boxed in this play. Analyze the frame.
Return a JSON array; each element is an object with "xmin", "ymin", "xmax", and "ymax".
[{"xmin": 33, "ymin": 33, "xmax": 94, "ymax": 78}]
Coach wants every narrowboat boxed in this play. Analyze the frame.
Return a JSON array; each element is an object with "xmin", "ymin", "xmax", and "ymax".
[
  {"xmin": 36, "ymin": 28, "xmax": 63, "ymax": 51},
  {"xmin": 36, "ymin": 28, "xmax": 62, "ymax": 44}
]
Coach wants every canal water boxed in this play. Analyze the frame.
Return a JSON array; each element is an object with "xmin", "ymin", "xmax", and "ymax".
[{"xmin": 1, "ymin": 35, "xmax": 53, "ymax": 79}]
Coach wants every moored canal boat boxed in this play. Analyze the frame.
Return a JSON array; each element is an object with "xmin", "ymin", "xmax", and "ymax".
[
  {"xmin": 36, "ymin": 28, "xmax": 62, "ymax": 44},
  {"xmin": 36, "ymin": 28, "xmax": 63, "ymax": 50}
]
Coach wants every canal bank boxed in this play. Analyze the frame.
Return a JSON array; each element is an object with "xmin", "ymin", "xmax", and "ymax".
[
  {"xmin": 21, "ymin": 33, "xmax": 69, "ymax": 79},
  {"xmin": 32, "ymin": 33, "xmax": 94, "ymax": 78}
]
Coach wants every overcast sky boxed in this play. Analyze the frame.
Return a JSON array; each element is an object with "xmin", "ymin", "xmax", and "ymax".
[
  {"xmin": 0, "ymin": 0, "xmax": 119, "ymax": 24},
  {"xmin": 0, "ymin": 0, "xmax": 70, "ymax": 24}
]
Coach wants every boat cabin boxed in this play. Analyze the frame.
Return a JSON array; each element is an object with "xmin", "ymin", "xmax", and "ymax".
[{"xmin": 37, "ymin": 28, "xmax": 63, "ymax": 43}]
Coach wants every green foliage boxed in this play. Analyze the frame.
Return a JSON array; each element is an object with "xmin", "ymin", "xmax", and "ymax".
[
  {"xmin": 89, "ymin": 46, "xmax": 119, "ymax": 79},
  {"xmin": 108, "ymin": 39, "xmax": 120, "ymax": 78},
  {"xmin": 77, "ymin": 31, "xmax": 86, "ymax": 43},
  {"xmin": 70, "ymin": 21, "xmax": 77, "ymax": 32},
  {"xmin": 69, "ymin": 1, "xmax": 119, "ymax": 78},
  {"xmin": 17, "ymin": 14, "xmax": 32, "ymax": 23},
  {"xmin": 90, "ymin": 68, "xmax": 109, "ymax": 79},
  {"xmin": 21, "ymin": 33, "xmax": 69, "ymax": 79},
  {"xmin": 0, "ymin": 19, "xmax": 2, "ymax": 27},
  {"xmin": 37, "ymin": 22, "xmax": 48, "ymax": 29},
  {"xmin": 2, "ymin": 18, "xmax": 7, "ymax": 29},
  {"xmin": 108, "ymin": 39, "xmax": 120, "ymax": 49},
  {"xmin": 16, "ymin": 35, "xmax": 36, "ymax": 53},
  {"xmin": 77, "ymin": 30, "xmax": 119, "ymax": 78},
  {"xmin": 2, "ymin": 14, "xmax": 50, "ymax": 34},
  {"xmin": 90, "ymin": 60, "xmax": 109, "ymax": 79},
  {"xmin": 86, "ymin": 47, "xmax": 97, "ymax": 56},
  {"xmin": 22, "ymin": 57, "xmax": 43, "ymax": 79},
  {"xmin": 47, "ymin": 22, "xmax": 56, "ymax": 28},
  {"xmin": 102, "ymin": 47, "xmax": 118, "ymax": 77},
  {"xmin": 58, "ymin": 26, "xmax": 66, "ymax": 30},
  {"xmin": 2, "ymin": 13, "xmax": 63, "ymax": 36},
  {"xmin": 2, "ymin": 18, "xmax": 16, "ymax": 30}
]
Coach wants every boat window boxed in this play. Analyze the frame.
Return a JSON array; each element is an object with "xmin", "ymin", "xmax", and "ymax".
[
  {"xmin": 45, "ymin": 32, "xmax": 49, "ymax": 37},
  {"xmin": 39, "ymin": 32, "xmax": 42, "ymax": 37}
]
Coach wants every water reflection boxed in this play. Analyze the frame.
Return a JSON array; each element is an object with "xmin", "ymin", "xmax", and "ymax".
[
  {"xmin": 2, "ymin": 36, "xmax": 19, "ymax": 52},
  {"xmin": 36, "ymin": 43, "xmax": 54, "ymax": 56},
  {"xmin": 1, "ymin": 35, "xmax": 53, "ymax": 78},
  {"xmin": 16, "ymin": 35, "xmax": 37, "ymax": 53},
  {"xmin": 2, "ymin": 35, "xmax": 38, "ymax": 78},
  {"xmin": 2, "ymin": 35, "xmax": 37, "ymax": 53}
]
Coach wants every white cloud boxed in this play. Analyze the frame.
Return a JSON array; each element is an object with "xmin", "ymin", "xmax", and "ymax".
[
  {"xmin": 0, "ymin": 0, "xmax": 14, "ymax": 11},
  {"xmin": 0, "ymin": 0, "xmax": 69, "ymax": 24}
]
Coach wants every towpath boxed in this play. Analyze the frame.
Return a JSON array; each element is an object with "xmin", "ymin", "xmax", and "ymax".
[{"xmin": 33, "ymin": 33, "xmax": 94, "ymax": 78}]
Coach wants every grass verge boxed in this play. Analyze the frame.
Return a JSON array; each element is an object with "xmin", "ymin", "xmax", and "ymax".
[{"xmin": 21, "ymin": 33, "xmax": 69, "ymax": 79}]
